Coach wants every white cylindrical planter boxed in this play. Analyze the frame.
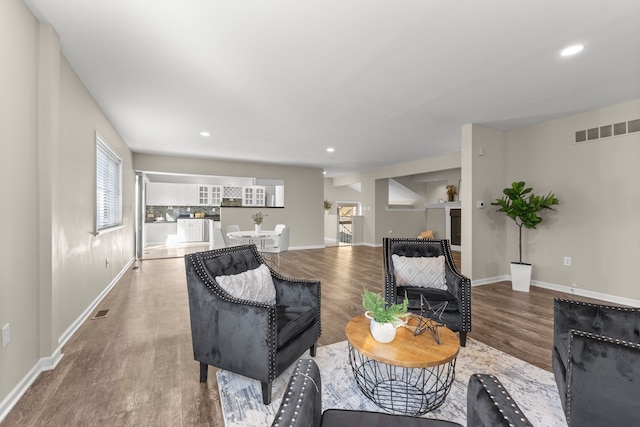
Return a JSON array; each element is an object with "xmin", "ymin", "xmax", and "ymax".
[
  {"xmin": 364, "ymin": 312, "xmax": 396, "ymax": 343},
  {"xmin": 510, "ymin": 262, "xmax": 532, "ymax": 292},
  {"xmin": 255, "ymin": 224, "xmax": 262, "ymax": 233}
]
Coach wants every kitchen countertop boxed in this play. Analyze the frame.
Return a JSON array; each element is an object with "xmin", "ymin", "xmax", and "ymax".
[{"xmin": 146, "ymin": 216, "xmax": 220, "ymax": 223}]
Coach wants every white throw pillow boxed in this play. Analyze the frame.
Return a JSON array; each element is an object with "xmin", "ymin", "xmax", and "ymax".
[
  {"xmin": 215, "ymin": 264, "xmax": 276, "ymax": 304},
  {"xmin": 392, "ymin": 255, "xmax": 447, "ymax": 290}
]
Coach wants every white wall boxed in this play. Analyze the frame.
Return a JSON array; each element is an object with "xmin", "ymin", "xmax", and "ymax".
[
  {"xmin": 462, "ymin": 124, "xmax": 507, "ymax": 280},
  {"xmin": 469, "ymin": 100, "xmax": 640, "ymax": 304},
  {"xmin": 1, "ymin": 0, "xmax": 135, "ymax": 416},
  {"xmin": 0, "ymin": 0, "xmax": 40, "ymax": 404}
]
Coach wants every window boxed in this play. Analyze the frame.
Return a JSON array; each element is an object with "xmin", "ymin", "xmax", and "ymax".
[{"xmin": 95, "ymin": 132, "xmax": 122, "ymax": 233}]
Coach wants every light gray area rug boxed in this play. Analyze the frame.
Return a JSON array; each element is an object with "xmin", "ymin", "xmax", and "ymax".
[{"xmin": 217, "ymin": 338, "xmax": 566, "ymax": 426}]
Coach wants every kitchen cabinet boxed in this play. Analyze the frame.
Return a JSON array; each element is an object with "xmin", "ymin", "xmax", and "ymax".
[
  {"xmin": 176, "ymin": 184, "xmax": 197, "ymax": 206},
  {"xmin": 177, "ymin": 219, "xmax": 204, "ymax": 242},
  {"xmin": 146, "ymin": 183, "xmax": 177, "ymax": 206},
  {"xmin": 243, "ymin": 186, "xmax": 265, "ymax": 206},
  {"xmin": 197, "ymin": 185, "xmax": 210, "ymax": 205},
  {"xmin": 145, "ymin": 222, "xmax": 177, "ymax": 245},
  {"xmin": 210, "ymin": 185, "xmax": 222, "ymax": 206}
]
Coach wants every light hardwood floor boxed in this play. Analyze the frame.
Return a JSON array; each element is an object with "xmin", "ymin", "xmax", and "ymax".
[{"xmin": 1, "ymin": 246, "xmax": 604, "ymax": 426}]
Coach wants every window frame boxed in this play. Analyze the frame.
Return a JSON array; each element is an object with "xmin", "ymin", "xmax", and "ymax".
[{"xmin": 95, "ymin": 131, "xmax": 123, "ymax": 235}]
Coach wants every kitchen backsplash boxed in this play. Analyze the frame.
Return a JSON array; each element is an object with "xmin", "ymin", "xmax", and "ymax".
[{"xmin": 146, "ymin": 206, "xmax": 219, "ymax": 222}]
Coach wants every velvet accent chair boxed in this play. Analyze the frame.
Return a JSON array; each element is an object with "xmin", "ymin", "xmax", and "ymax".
[
  {"xmin": 184, "ymin": 244, "xmax": 321, "ymax": 405},
  {"xmin": 552, "ymin": 298, "xmax": 640, "ymax": 426},
  {"xmin": 271, "ymin": 359, "xmax": 532, "ymax": 427},
  {"xmin": 383, "ymin": 238, "xmax": 471, "ymax": 346}
]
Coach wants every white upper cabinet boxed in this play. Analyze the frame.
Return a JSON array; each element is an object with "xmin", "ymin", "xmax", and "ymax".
[
  {"xmin": 146, "ymin": 183, "xmax": 177, "ymax": 206},
  {"xmin": 243, "ymin": 186, "xmax": 265, "ymax": 206},
  {"xmin": 197, "ymin": 185, "xmax": 210, "ymax": 205},
  {"xmin": 210, "ymin": 185, "xmax": 222, "ymax": 206}
]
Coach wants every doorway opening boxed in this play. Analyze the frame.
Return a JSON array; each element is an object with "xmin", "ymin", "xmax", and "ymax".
[{"xmin": 336, "ymin": 202, "xmax": 360, "ymax": 246}]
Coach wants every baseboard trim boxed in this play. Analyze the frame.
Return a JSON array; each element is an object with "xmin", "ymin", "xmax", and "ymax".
[
  {"xmin": 0, "ymin": 257, "xmax": 135, "ymax": 424},
  {"xmin": 289, "ymin": 245, "xmax": 325, "ymax": 251},
  {"xmin": 472, "ymin": 275, "xmax": 640, "ymax": 307},
  {"xmin": 472, "ymin": 276, "xmax": 510, "ymax": 286},
  {"xmin": 531, "ymin": 279, "xmax": 640, "ymax": 307}
]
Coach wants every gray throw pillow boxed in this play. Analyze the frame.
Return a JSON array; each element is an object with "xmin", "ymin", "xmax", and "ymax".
[{"xmin": 215, "ymin": 264, "xmax": 276, "ymax": 304}]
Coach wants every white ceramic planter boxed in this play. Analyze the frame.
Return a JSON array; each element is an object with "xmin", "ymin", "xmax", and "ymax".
[
  {"xmin": 364, "ymin": 311, "xmax": 397, "ymax": 343},
  {"xmin": 510, "ymin": 262, "xmax": 532, "ymax": 292},
  {"xmin": 255, "ymin": 224, "xmax": 262, "ymax": 233}
]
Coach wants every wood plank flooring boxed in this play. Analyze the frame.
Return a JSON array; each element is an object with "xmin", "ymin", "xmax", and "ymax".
[{"xmin": 1, "ymin": 245, "xmax": 605, "ymax": 426}]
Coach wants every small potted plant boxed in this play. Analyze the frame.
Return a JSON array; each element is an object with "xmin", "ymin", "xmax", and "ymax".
[
  {"xmin": 251, "ymin": 211, "xmax": 267, "ymax": 232},
  {"xmin": 492, "ymin": 181, "xmax": 558, "ymax": 292},
  {"xmin": 362, "ymin": 289, "xmax": 409, "ymax": 343},
  {"xmin": 323, "ymin": 200, "xmax": 333, "ymax": 213}
]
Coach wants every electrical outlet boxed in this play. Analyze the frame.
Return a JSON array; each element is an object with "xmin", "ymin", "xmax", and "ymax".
[
  {"xmin": 388, "ymin": 230, "xmax": 393, "ymax": 235},
  {"xmin": 563, "ymin": 256, "xmax": 572, "ymax": 266},
  {"xmin": 571, "ymin": 282, "xmax": 578, "ymax": 288},
  {"xmin": 2, "ymin": 324, "xmax": 10, "ymax": 348}
]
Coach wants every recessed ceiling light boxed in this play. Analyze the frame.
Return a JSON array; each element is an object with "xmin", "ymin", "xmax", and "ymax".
[
  {"xmin": 561, "ymin": 45, "xmax": 584, "ymax": 57},
  {"xmin": 200, "ymin": 131, "xmax": 211, "ymax": 137},
  {"xmin": 326, "ymin": 147, "xmax": 335, "ymax": 153},
  {"xmin": 323, "ymin": 171, "xmax": 327, "ymax": 175}
]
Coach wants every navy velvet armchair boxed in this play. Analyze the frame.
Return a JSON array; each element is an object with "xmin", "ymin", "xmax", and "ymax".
[{"xmin": 184, "ymin": 244, "xmax": 321, "ymax": 404}]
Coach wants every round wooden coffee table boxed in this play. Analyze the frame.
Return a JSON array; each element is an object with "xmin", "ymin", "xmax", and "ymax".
[{"xmin": 345, "ymin": 314, "xmax": 460, "ymax": 415}]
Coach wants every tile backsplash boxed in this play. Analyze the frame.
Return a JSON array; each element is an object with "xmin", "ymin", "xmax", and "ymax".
[{"xmin": 146, "ymin": 206, "xmax": 219, "ymax": 222}]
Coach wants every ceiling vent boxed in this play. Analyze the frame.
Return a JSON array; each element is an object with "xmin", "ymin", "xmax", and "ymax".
[{"xmin": 575, "ymin": 118, "xmax": 639, "ymax": 144}]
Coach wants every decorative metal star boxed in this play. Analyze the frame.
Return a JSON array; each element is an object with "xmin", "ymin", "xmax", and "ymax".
[{"xmin": 413, "ymin": 295, "xmax": 448, "ymax": 344}]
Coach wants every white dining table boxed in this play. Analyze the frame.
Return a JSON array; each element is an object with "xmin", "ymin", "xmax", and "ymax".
[{"xmin": 226, "ymin": 230, "xmax": 281, "ymax": 250}]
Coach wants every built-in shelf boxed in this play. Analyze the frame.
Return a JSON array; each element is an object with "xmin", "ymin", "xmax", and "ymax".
[
  {"xmin": 385, "ymin": 206, "xmax": 426, "ymax": 212},
  {"xmin": 386, "ymin": 201, "xmax": 462, "ymax": 211},
  {"xmin": 425, "ymin": 201, "xmax": 461, "ymax": 209}
]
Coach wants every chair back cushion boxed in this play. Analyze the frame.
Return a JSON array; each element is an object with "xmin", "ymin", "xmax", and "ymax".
[
  {"xmin": 215, "ymin": 264, "xmax": 276, "ymax": 304},
  {"xmin": 201, "ymin": 245, "xmax": 262, "ymax": 277},
  {"xmin": 392, "ymin": 254, "xmax": 447, "ymax": 289}
]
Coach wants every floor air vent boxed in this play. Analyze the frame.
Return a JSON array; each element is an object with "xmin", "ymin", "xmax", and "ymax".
[
  {"xmin": 576, "ymin": 118, "xmax": 639, "ymax": 143},
  {"xmin": 92, "ymin": 309, "xmax": 110, "ymax": 319}
]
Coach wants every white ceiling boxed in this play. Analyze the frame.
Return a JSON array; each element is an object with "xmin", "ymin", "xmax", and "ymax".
[{"xmin": 25, "ymin": 0, "xmax": 640, "ymax": 177}]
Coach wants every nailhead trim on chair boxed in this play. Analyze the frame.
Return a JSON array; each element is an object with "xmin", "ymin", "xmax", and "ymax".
[
  {"xmin": 555, "ymin": 297, "xmax": 640, "ymax": 313},
  {"xmin": 273, "ymin": 360, "xmax": 315, "ymax": 427},
  {"xmin": 187, "ymin": 244, "xmax": 321, "ymax": 381},
  {"xmin": 383, "ymin": 238, "xmax": 471, "ymax": 336},
  {"xmin": 565, "ymin": 329, "xmax": 640, "ymax": 423},
  {"xmin": 475, "ymin": 374, "xmax": 532, "ymax": 427}
]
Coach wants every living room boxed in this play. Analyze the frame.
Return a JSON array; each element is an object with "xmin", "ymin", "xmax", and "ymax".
[{"xmin": 2, "ymin": 0, "xmax": 640, "ymax": 425}]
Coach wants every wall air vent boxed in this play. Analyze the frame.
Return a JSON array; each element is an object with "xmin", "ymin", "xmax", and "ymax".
[
  {"xmin": 614, "ymin": 122, "xmax": 627, "ymax": 135},
  {"xmin": 92, "ymin": 309, "xmax": 110, "ymax": 319},
  {"xmin": 575, "ymin": 118, "xmax": 639, "ymax": 144}
]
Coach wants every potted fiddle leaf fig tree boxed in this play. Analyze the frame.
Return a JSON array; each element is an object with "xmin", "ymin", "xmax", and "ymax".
[{"xmin": 492, "ymin": 181, "xmax": 558, "ymax": 292}]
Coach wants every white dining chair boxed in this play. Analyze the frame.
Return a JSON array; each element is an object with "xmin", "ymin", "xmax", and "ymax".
[
  {"xmin": 262, "ymin": 227, "xmax": 290, "ymax": 269},
  {"xmin": 209, "ymin": 227, "xmax": 226, "ymax": 250},
  {"xmin": 266, "ymin": 223, "xmax": 286, "ymax": 246}
]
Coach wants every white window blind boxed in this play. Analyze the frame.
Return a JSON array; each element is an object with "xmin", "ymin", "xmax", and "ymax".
[{"xmin": 96, "ymin": 132, "xmax": 122, "ymax": 232}]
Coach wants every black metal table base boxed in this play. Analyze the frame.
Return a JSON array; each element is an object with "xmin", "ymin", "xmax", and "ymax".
[{"xmin": 347, "ymin": 344, "xmax": 456, "ymax": 415}]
